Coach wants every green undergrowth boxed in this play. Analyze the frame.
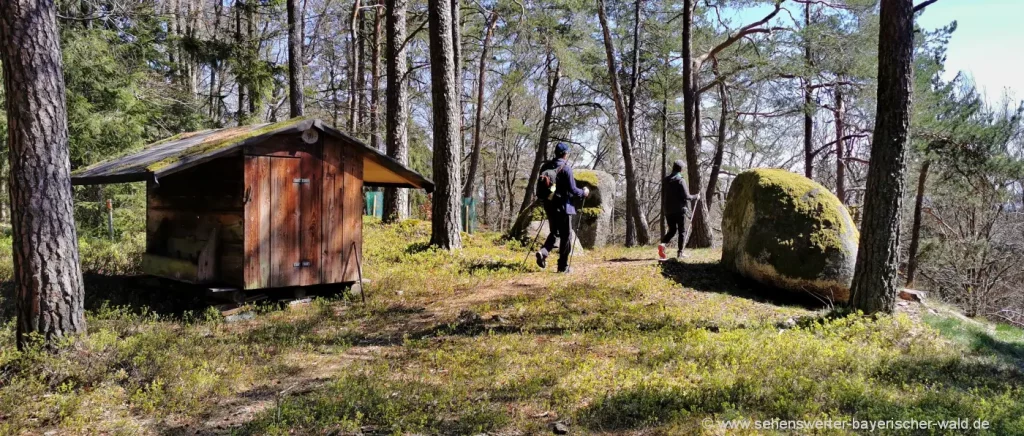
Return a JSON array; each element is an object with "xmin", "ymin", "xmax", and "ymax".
[{"xmin": 1, "ymin": 220, "xmax": 1022, "ymax": 434}]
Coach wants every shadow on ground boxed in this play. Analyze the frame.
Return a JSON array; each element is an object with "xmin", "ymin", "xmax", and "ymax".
[{"xmin": 658, "ymin": 259, "xmax": 830, "ymax": 310}]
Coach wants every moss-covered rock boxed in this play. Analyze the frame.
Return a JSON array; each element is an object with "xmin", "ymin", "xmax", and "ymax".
[
  {"xmin": 574, "ymin": 170, "xmax": 614, "ymax": 249},
  {"xmin": 511, "ymin": 170, "xmax": 614, "ymax": 249},
  {"xmin": 721, "ymin": 169, "xmax": 859, "ymax": 302}
]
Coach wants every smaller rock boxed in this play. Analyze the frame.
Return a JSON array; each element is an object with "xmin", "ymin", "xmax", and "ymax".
[
  {"xmin": 458, "ymin": 309, "xmax": 483, "ymax": 325},
  {"xmin": 223, "ymin": 311, "xmax": 255, "ymax": 323},
  {"xmin": 778, "ymin": 318, "xmax": 797, "ymax": 329},
  {"xmin": 551, "ymin": 421, "xmax": 570, "ymax": 435},
  {"xmin": 899, "ymin": 289, "xmax": 926, "ymax": 302},
  {"xmin": 898, "ymin": 301, "xmax": 909, "ymax": 307}
]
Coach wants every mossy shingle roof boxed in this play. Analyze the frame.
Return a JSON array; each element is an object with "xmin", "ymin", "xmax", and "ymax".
[{"xmin": 71, "ymin": 118, "xmax": 433, "ymax": 192}]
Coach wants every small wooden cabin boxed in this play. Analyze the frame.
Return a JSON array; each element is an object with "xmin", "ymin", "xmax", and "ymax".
[{"xmin": 72, "ymin": 118, "xmax": 432, "ymax": 290}]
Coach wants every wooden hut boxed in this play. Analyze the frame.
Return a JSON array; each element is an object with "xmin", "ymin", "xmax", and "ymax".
[{"xmin": 72, "ymin": 118, "xmax": 432, "ymax": 291}]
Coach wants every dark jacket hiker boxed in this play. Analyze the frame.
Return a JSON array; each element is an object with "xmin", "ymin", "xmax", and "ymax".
[
  {"xmin": 538, "ymin": 157, "xmax": 586, "ymax": 215},
  {"xmin": 660, "ymin": 160, "xmax": 699, "ymax": 260},
  {"xmin": 536, "ymin": 143, "xmax": 588, "ymax": 273}
]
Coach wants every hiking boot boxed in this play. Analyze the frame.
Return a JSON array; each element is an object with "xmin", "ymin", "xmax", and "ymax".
[
  {"xmin": 657, "ymin": 244, "xmax": 667, "ymax": 260},
  {"xmin": 677, "ymin": 251, "xmax": 688, "ymax": 259},
  {"xmin": 536, "ymin": 251, "xmax": 547, "ymax": 269},
  {"xmin": 557, "ymin": 266, "xmax": 573, "ymax": 274}
]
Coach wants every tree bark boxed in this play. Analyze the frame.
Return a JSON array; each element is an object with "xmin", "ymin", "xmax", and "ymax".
[
  {"xmin": 0, "ymin": 0, "xmax": 87, "ymax": 349},
  {"xmin": 519, "ymin": 52, "xmax": 559, "ymax": 215},
  {"xmin": 849, "ymin": 0, "xmax": 915, "ymax": 314},
  {"xmin": 626, "ymin": 0, "xmax": 642, "ymax": 144},
  {"xmin": 427, "ymin": 0, "xmax": 463, "ymax": 249},
  {"xmin": 462, "ymin": 11, "xmax": 498, "ymax": 199},
  {"xmin": 349, "ymin": 0, "xmax": 362, "ymax": 130},
  {"xmin": 383, "ymin": 0, "xmax": 409, "ymax": 222},
  {"xmin": 246, "ymin": 1, "xmax": 257, "ymax": 115},
  {"xmin": 905, "ymin": 159, "xmax": 930, "ymax": 288},
  {"xmin": 682, "ymin": 0, "xmax": 713, "ymax": 248},
  {"xmin": 660, "ymin": 94, "xmax": 668, "ymax": 238},
  {"xmin": 235, "ymin": 1, "xmax": 248, "ymax": 122},
  {"xmin": 286, "ymin": 0, "xmax": 304, "ymax": 117},
  {"xmin": 597, "ymin": 0, "xmax": 650, "ymax": 246},
  {"xmin": 706, "ymin": 80, "xmax": 727, "ymax": 205},
  {"xmin": 370, "ymin": 0, "xmax": 383, "ymax": 150},
  {"xmin": 358, "ymin": 10, "xmax": 369, "ymax": 136},
  {"xmin": 803, "ymin": 2, "xmax": 814, "ymax": 178},
  {"xmin": 450, "ymin": 0, "xmax": 463, "ymax": 177},
  {"xmin": 835, "ymin": 84, "xmax": 847, "ymax": 203}
]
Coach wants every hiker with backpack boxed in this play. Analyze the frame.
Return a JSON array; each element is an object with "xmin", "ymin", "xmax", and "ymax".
[
  {"xmin": 535, "ymin": 142, "xmax": 589, "ymax": 273},
  {"xmin": 659, "ymin": 160, "xmax": 700, "ymax": 260}
]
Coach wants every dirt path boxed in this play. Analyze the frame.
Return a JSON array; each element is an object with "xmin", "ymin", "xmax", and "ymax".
[{"xmin": 177, "ymin": 256, "xmax": 654, "ymax": 434}]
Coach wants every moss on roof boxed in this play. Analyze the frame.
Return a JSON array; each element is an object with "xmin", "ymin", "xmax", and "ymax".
[
  {"xmin": 146, "ymin": 118, "xmax": 310, "ymax": 173},
  {"xmin": 72, "ymin": 129, "xmax": 214, "ymax": 176}
]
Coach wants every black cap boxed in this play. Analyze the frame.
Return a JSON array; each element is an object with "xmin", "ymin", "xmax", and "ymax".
[{"xmin": 672, "ymin": 160, "xmax": 685, "ymax": 173}]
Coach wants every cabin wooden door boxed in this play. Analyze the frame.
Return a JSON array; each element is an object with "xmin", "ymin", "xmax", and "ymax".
[
  {"xmin": 246, "ymin": 154, "xmax": 321, "ymax": 288},
  {"xmin": 269, "ymin": 157, "xmax": 301, "ymax": 287}
]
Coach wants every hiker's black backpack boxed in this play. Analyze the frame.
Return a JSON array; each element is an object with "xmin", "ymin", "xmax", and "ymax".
[{"xmin": 536, "ymin": 162, "xmax": 566, "ymax": 201}]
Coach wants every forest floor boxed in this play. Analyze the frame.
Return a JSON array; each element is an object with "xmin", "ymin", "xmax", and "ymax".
[{"xmin": 2, "ymin": 219, "xmax": 1024, "ymax": 435}]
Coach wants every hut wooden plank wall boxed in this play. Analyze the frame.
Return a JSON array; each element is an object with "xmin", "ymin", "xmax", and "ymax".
[{"xmin": 72, "ymin": 118, "xmax": 432, "ymax": 291}]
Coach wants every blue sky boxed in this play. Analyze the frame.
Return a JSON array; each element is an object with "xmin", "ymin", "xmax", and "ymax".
[
  {"xmin": 914, "ymin": 0, "xmax": 1021, "ymax": 104},
  {"xmin": 728, "ymin": 0, "xmax": 1022, "ymax": 104}
]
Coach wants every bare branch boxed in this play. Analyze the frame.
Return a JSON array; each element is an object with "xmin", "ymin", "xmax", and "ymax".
[{"xmin": 914, "ymin": 0, "xmax": 940, "ymax": 13}]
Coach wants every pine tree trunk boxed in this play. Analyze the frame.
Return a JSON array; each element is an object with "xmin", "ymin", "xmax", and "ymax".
[
  {"xmin": 235, "ymin": 2, "xmax": 247, "ymax": 122},
  {"xmin": 349, "ymin": 0, "xmax": 362, "ymax": 130},
  {"xmin": 598, "ymin": 0, "xmax": 649, "ymax": 246},
  {"xmin": 849, "ymin": 0, "xmax": 915, "ymax": 314},
  {"xmin": 369, "ymin": 0, "xmax": 383, "ymax": 150},
  {"xmin": 803, "ymin": 3, "xmax": 814, "ymax": 179},
  {"xmin": 0, "ymin": 0, "xmax": 87, "ymax": 349},
  {"xmin": 681, "ymin": 0, "xmax": 713, "ymax": 248},
  {"xmin": 519, "ymin": 53, "xmax": 558, "ymax": 215},
  {"xmin": 835, "ymin": 85, "xmax": 847, "ymax": 203},
  {"xmin": 427, "ymin": 0, "xmax": 462, "ymax": 249},
  {"xmin": 905, "ymin": 159, "xmax": 930, "ymax": 288},
  {"xmin": 383, "ymin": 0, "xmax": 409, "ymax": 222},
  {"xmin": 706, "ymin": 80, "xmax": 727, "ymax": 206},
  {"xmin": 286, "ymin": 0, "xmax": 304, "ymax": 117},
  {"xmin": 660, "ymin": 95, "xmax": 668, "ymax": 238},
  {"xmin": 450, "ymin": 0, "xmax": 463, "ymax": 177},
  {"xmin": 462, "ymin": 11, "xmax": 497, "ymax": 199},
  {"xmin": 246, "ymin": 3, "xmax": 256, "ymax": 115}
]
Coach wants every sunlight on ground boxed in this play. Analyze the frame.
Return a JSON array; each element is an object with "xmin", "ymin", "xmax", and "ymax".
[{"xmin": 1, "ymin": 219, "xmax": 1023, "ymax": 435}]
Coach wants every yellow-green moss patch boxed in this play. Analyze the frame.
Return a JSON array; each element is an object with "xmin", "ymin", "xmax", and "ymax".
[
  {"xmin": 146, "ymin": 117, "xmax": 311, "ymax": 173},
  {"xmin": 573, "ymin": 170, "xmax": 601, "ymax": 188},
  {"xmin": 722, "ymin": 168, "xmax": 859, "ymax": 299}
]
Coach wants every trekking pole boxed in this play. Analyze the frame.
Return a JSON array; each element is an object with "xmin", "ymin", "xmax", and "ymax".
[
  {"xmin": 566, "ymin": 197, "xmax": 585, "ymax": 269},
  {"xmin": 566, "ymin": 213, "xmax": 583, "ymax": 269},
  {"xmin": 521, "ymin": 217, "xmax": 546, "ymax": 267}
]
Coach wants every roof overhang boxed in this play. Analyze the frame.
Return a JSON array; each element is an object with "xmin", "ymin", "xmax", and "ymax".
[{"xmin": 71, "ymin": 118, "xmax": 433, "ymax": 193}]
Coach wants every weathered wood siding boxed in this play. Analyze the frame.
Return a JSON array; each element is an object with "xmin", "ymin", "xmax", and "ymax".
[
  {"xmin": 321, "ymin": 135, "xmax": 363, "ymax": 283},
  {"xmin": 341, "ymin": 140, "xmax": 364, "ymax": 282}
]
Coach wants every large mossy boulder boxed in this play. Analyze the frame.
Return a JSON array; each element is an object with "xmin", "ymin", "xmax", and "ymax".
[
  {"xmin": 721, "ymin": 169, "xmax": 859, "ymax": 303},
  {"xmin": 574, "ymin": 170, "xmax": 614, "ymax": 249}
]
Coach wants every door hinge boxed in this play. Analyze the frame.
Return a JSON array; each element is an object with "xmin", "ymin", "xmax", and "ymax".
[
  {"xmin": 293, "ymin": 178, "xmax": 310, "ymax": 185},
  {"xmin": 293, "ymin": 260, "xmax": 311, "ymax": 268}
]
